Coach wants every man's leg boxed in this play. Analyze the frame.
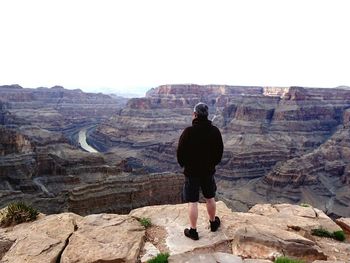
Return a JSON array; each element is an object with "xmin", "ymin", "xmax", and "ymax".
[
  {"xmin": 183, "ymin": 177, "xmax": 200, "ymax": 240},
  {"xmin": 206, "ymin": 197, "xmax": 220, "ymax": 231},
  {"xmin": 202, "ymin": 176, "xmax": 220, "ymax": 232},
  {"xmin": 188, "ymin": 202, "xmax": 198, "ymax": 229},
  {"xmin": 205, "ymin": 197, "xmax": 216, "ymax": 222}
]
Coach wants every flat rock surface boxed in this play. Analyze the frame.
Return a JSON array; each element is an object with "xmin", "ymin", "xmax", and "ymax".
[
  {"xmin": 1, "ymin": 213, "xmax": 81, "ymax": 263},
  {"xmin": 61, "ymin": 213, "xmax": 145, "ymax": 263},
  {"xmin": 130, "ymin": 201, "xmax": 340, "ymax": 261},
  {"xmin": 130, "ymin": 201, "xmax": 233, "ymax": 255},
  {"xmin": 1, "ymin": 202, "xmax": 349, "ymax": 262},
  {"xmin": 249, "ymin": 203, "xmax": 342, "ymax": 232}
]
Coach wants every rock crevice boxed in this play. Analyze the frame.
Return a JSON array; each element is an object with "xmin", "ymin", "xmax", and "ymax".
[{"xmin": 55, "ymin": 220, "xmax": 78, "ymax": 263}]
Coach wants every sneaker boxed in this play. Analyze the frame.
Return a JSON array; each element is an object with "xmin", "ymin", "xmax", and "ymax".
[
  {"xmin": 184, "ymin": 228, "xmax": 199, "ymax": 240},
  {"xmin": 210, "ymin": 216, "xmax": 221, "ymax": 232}
]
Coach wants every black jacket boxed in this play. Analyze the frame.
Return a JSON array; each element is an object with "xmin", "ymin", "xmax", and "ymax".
[{"xmin": 177, "ymin": 117, "xmax": 223, "ymax": 177}]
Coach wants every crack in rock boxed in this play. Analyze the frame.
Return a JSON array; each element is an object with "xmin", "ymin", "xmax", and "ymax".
[{"xmin": 55, "ymin": 220, "xmax": 78, "ymax": 263}]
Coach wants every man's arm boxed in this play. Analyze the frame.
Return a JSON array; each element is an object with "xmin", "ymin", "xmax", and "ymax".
[
  {"xmin": 177, "ymin": 128, "xmax": 190, "ymax": 167},
  {"xmin": 214, "ymin": 128, "xmax": 224, "ymax": 165}
]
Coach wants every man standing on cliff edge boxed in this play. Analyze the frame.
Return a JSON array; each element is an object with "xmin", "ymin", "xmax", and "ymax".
[{"xmin": 177, "ymin": 102, "xmax": 224, "ymax": 240}]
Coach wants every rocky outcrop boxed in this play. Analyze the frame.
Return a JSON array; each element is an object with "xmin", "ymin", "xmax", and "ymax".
[
  {"xmin": 261, "ymin": 126, "xmax": 350, "ymax": 217},
  {"xmin": 0, "ymin": 127, "xmax": 32, "ymax": 156},
  {"xmin": 0, "ymin": 123, "xmax": 184, "ymax": 216},
  {"xmin": 0, "ymin": 140, "xmax": 184, "ymax": 215},
  {"xmin": 0, "ymin": 212, "xmax": 144, "ymax": 263},
  {"xmin": 336, "ymin": 218, "xmax": 350, "ymax": 233},
  {"xmin": 131, "ymin": 201, "xmax": 350, "ymax": 262},
  {"xmin": 60, "ymin": 214, "xmax": 144, "ymax": 262},
  {"xmin": 1, "ymin": 213, "xmax": 79, "ymax": 262},
  {"xmin": 2, "ymin": 202, "xmax": 349, "ymax": 262}
]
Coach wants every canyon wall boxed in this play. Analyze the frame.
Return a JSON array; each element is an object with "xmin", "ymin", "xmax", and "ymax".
[
  {"xmin": 1, "ymin": 84, "xmax": 350, "ymax": 217},
  {"xmin": 0, "ymin": 125, "xmax": 184, "ymax": 215},
  {"xmin": 0, "ymin": 85, "xmax": 183, "ymax": 215},
  {"xmin": 91, "ymin": 85, "xmax": 350, "ymax": 217}
]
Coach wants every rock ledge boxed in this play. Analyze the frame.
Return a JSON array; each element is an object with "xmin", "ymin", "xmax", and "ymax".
[{"xmin": 1, "ymin": 202, "xmax": 349, "ymax": 262}]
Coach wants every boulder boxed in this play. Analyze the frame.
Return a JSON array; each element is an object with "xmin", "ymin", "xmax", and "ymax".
[
  {"xmin": 1, "ymin": 213, "xmax": 80, "ymax": 263},
  {"xmin": 61, "ymin": 213, "xmax": 145, "ymax": 263},
  {"xmin": 335, "ymin": 218, "xmax": 350, "ymax": 233},
  {"xmin": 249, "ymin": 203, "xmax": 342, "ymax": 232},
  {"xmin": 230, "ymin": 224, "xmax": 326, "ymax": 261}
]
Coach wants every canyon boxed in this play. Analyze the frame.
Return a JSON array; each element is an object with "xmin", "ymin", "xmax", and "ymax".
[
  {"xmin": 90, "ymin": 84, "xmax": 350, "ymax": 217},
  {"xmin": 0, "ymin": 84, "xmax": 350, "ymax": 219},
  {"xmin": 0, "ymin": 85, "xmax": 183, "ymax": 215}
]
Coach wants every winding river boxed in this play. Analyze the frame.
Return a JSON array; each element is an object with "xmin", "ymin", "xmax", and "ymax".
[{"xmin": 78, "ymin": 128, "xmax": 98, "ymax": 153}]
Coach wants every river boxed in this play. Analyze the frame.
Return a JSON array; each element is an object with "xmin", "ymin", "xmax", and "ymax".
[{"xmin": 78, "ymin": 128, "xmax": 98, "ymax": 153}]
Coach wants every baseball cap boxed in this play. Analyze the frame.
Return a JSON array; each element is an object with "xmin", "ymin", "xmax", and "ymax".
[{"xmin": 193, "ymin": 102, "xmax": 208, "ymax": 118}]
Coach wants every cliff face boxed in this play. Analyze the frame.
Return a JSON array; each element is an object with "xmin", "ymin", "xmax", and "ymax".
[
  {"xmin": 0, "ymin": 127, "xmax": 32, "ymax": 156},
  {"xmin": 0, "ymin": 86, "xmax": 183, "ymax": 215},
  {"xmin": 1, "ymin": 202, "xmax": 349, "ymax": 262},
  {"xmin": 0, "ymin": 85, "xmax": 127, "ymax": 134},
  {"xmin": 91, "ymin": 85, "xmax": 350, "ymax": 217},
  {"xmin": 0, "ymin": 126, "xmax": 184, "ymax": 215},
  {"xmin": 262, "ymin": 126, "xmax": 350, "ymax": 217},
  {"xmin": 1, "ymin": 84, "xmax": 350, "ymax": 218}
]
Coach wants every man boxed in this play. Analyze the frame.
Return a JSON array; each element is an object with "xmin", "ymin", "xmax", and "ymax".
[{"xmin": 177, "ymin": 102, "xmax": 224, "ymax": 240}]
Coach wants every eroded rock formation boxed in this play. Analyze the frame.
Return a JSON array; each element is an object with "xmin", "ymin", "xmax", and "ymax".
[
  {"xmin": 90, "ymin": 84, "xmax": 350, "ymax": 217},
  {"xmin": 0, "ymin": 85, "xmax": 183, "ymax": 215},
  {"xmin": 0, "ymin": 127, "xmax": 184, "ymax": 215},
  {"xmin": 1, "ymin": 202, "xmax": 349, "ymax": 262},
  {"xmin": 1, "ymin": 84, "xmax": 350, "ymax": 218}
]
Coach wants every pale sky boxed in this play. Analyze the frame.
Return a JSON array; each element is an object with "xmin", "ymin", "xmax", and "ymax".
[{"xmin": 1, "ymin": 0, "xmax": 349, "ymax": 96}]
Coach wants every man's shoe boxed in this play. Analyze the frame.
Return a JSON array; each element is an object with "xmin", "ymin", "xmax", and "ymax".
[
  {"xmin": 184, "ymin": 228, "xmax": 199, "ymax": 240},
  {"xmin": 210, "ymin": 216, "xmax": 221, "ymax": 232}
]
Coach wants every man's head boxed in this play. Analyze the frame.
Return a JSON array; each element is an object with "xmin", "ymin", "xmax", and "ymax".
[{"xmin": 193, "ymin": 102, "xmax": 208, "ymax": 119}]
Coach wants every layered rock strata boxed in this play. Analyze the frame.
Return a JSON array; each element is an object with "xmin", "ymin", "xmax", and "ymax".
[
  {"xmin": 0, "ymin": 127, "xmax": 32, "ymax": 156},
  {"xmin": 0, "ymin": 85, "xmax": 127, "ymax": 145},
  {"xmin": 1, "ymin": 84, "xmax": 350, "ymax": 218},
  {"xmin": 0, "ymin": 84, "xmax": 183, "ymax": 215},
  {"xmin": 90, "ymin": 84, "xmax": 350, "ymax": 217},
  {"xmin": 0, "ymin": 126, "xmax": 184, "ymax": 215}
]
